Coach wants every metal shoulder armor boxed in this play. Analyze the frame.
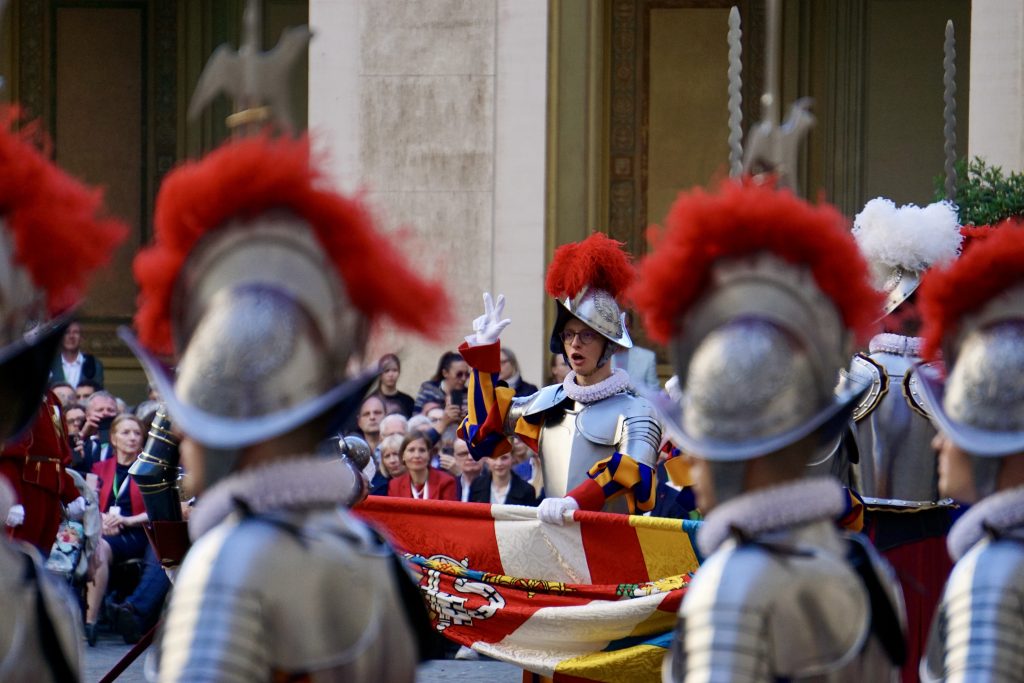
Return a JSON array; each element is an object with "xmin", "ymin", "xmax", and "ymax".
[
  {"xmin": 922, "ymin": 537, "xmax": 1024, "ymax": 682},
  {"xmin": 577, "ymin": 391, "xmax": 661, "ymax": 468},
  {"xmin": 159, "ymin": 509, "xmax": 417, "ymax": 682},
  {"xmin": 846, "ymin": 353, "xmax": 888, "ymax": 422},
  {"xmin": 505, "ymin": 383, "xmax": 568, "ymax": 433},
  {"xmin": 666, "ymin": 525, "xmax": 900, "ymax": 682}
]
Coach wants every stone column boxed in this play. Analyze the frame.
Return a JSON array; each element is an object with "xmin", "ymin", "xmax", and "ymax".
[
  {"xmin": 309, "ymin": 0, "xmax": 548, "ymax": 394},
  {"xmin": 969, "ymin": 0, "xmax": 1024, "ymax": 172}
]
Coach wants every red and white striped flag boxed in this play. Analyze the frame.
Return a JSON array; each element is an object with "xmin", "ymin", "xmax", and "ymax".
[{"xmin": 355, "ymin": 498, "xmax": 701, "ymax": 682}]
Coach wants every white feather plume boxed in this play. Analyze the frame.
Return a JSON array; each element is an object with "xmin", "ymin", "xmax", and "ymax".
[{"xmin": 852, "ymin": 197, "xmax": 962, "ymax": 271}]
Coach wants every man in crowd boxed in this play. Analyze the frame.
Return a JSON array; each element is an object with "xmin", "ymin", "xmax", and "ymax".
[
  {"xmin": 76, "ymin": 390, "xmax": 120, "ymax": 471},
  {"xmin": 634, "ymin": 180, "xmax": 905, "ymax": 681},
  {"xmin": 610, "ymin": 311, "xmax": 660, "ymax": 391},
  {"xmin": 49, "ymin": 320, "xmax": 105, "ymax": 389}
]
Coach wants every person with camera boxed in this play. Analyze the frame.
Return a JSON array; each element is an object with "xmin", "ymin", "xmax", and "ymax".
[{"xmin": 75, "ymin": 391, "xmax": 120, "ymax": 472}]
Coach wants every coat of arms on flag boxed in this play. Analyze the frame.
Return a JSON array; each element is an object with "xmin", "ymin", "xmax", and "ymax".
[{"xmin": 356, "ymin": 498, "xmax": 702, "ymax": 683}]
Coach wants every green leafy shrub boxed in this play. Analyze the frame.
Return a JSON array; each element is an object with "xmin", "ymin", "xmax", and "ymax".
[{"xmin": 935, "ymin": 157, "xmax": 1024, "ymax": 226}]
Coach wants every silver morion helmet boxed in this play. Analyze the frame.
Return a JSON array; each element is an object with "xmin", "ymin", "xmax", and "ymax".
[
  {"xmin": 0, "ymin": 117, "xmax": 127, "ymax": 440},
  {"xmin": 123, "ymin": 136, "xmax": 450, "ymax": 454},
  {"xmin": 545, "ymin": 232, "xmax": 636, "ymax": 357},
  {"xmin": 916, "ymin": 224, "xmax": 1024, "ymax": 499},
  {"xmin": 633, "ymin": 180, "xmax": 882, "ymax": 464},
  {"xmin": 852, "ymin": 198, "xmax": 961, "ymax": 318}
]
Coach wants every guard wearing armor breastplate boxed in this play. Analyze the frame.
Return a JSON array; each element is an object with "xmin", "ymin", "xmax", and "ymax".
[
  {"xmin": 458, "ymin": 233, "xmax": 662, "ymax": 523},
  {"xmin": 915, "ymin": 224, "xmax": 1024, "ymax": 682},
  {"xmin": 119, "ymin": 10, "xmax": 450, "ymax": 680},
  {"xmin": 0, "ymin": 100, "xmax": 127, "ymax": 679},
  {"xmin": 843, "ymin": 197, "xmax": 963, "ymax": 679},
  {"xmin": 634, "ymin": 180, "xmax": 906, "ymax": 682}
]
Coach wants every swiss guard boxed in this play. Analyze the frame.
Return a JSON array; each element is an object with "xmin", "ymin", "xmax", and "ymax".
[
  {"xmin": 917, "ymin": 223, "xmax": 1024, "ymax": 681},
  {"xmin": 845, "ymin": 196, "xmax": 962, "ymax": 677},
  {"xmin": 634, "ymin": 180, "xmax": 907, "ymax": 682},
  {"xmin": 458, "ymin": 232, "xmax": 662, "ymax": 522},
  {"xmin": 0, "ymin": 105, "xmax": 127, "ymax": 680},
  {"xmin": 121, "ymin": 8, "xmax": 450, "ymax": 681}
]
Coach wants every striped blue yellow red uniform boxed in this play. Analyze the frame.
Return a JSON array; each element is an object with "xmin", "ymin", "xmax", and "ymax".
[{"xmin": 457, "ymin": 341, "xmax": 657, "ymax": 513}]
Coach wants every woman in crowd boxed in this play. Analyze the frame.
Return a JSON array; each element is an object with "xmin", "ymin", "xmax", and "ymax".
[
  {"xmin": 470, "ymin": 451, "xmax": 538, "ymax": 506},
  {"xmin": 413, "ymin": 351, "xmax": 469, "ymax": 414},
  {"xmin": 373, "ymin": 353, "xmax": 415, "ymax": 417},
  {"xmin": 548, "ymin": 352, "xmax": 570, "ymax": 385},
  {"xmin": 387, "ymin": 431, "xmax": 458, "ymax": 501},
  {"xmin": 86, "ymin": 414, "xmax": 149, "ymax": 645},
  {"xmin": 499, "ymin": 347, "xmax": 539, "ymax": 397},
  {"xmin": 371, "ymin": 433, "xmax": 406, "ymax": 496}
]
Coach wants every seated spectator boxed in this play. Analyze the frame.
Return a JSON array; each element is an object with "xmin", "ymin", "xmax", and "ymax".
[
  {"xmin": 509, "ymin": 435, "xmax": 543, "ymax": 497},
  {"xmin": 499, "ymin": 347, "xmax": 539, "ymax": 397},
  {"xmin": 427, "ymin": 403, "xmax": 461, "ymax": 446},
  {"xmin": 85, "ymin": 415, "xmax": 167, "ymax": 645},
  {"xmin": 350, "ymin": 395, "xmax": 386, "ymax": 453},
  {"xmin": 387, "ymin": 431, "xmax": 457, "ymax": 501},
  {"xmin": 548, "ymin": 352, "xmax": 570, "ymax": 385},
  {"xmin": 470, "ymin": 452, "xmax": 538, "ymax": 506},
  {"xmin": 64, "ymin": 403, "xmax": 87, "ymax": 438},
  {"xmin": 76, "ymin": 391, "xmax": 120, "ymax": 472},
  {"xmin": 413, "ymin": 351, "xmax": 469, "ymax": 414},
  {"xmin": 75, "ymin": 379, "xmax": 101, "ymax": 404},
  {"xmin": 371, "ymin": 353, "xmax": 415, "ymax": 417},
  {"xmin": 379, "ymin": 413, "xmax": 408, "ymax": 441},
  {"xmin": 370, "ymin": 434, "xmax": 405, "ymax": 496},
  {"xmin": 63, "ymin": 402, "xmax": 87, "ymax": 463},
  {"xmin": 49, "ymin": 381, "xmax": 75, "ymax": 406},
  {"xmin": 49, "ymin": 320, "xmax": 105, "ymax": 389},
  {"xmin": 452, "ymin": 438, "xmax": 483, "ymax": 502}
]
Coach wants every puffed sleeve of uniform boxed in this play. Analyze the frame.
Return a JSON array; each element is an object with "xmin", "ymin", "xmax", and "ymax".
[
  {"xmin": 565, "ymin": 397, "xmax": 663, "ymax": 513},
  {"xmin": 457, "ymin": 341, "xmax": 544, "ymax": 459}
]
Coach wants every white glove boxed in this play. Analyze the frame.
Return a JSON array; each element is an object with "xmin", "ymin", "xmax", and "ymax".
[
  {"xmin": 6, "ymin": 504, "xmax": 24, "ymax": 527},
  {"xmin": 465, "ymin": 292, "xmax": 512, "ymax": 347},
  {"xmin": 537, "ymin": 496, "xmax": 579, "ymax": 526},
  {"xmin": 67, "ymin": 496, "xmax": 88, "ymax": 521}
]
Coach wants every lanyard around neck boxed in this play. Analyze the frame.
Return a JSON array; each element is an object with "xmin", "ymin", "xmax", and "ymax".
[{"xmin": 411, "ymin": 478, "xmax": 429, "ymax": 500}]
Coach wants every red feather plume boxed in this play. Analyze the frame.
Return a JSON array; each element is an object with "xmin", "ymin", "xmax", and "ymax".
[
  {"xmin": 0, "ymin": 107, "xmax": 127, "ymax": 313},
  {"xmin": 545, "ymin": 232, "xmax": 635, "ymax": 302},
  {"xmin": 631, "ymin": 179, "xmax": 882, "ymax": 345},
  {"xmin": 134, "ymin": 135, "xmax": 451, "ymax": 355},
  {"xmin": 920, "ymin": 220, "xmax": 1024, "ymax": 360}
]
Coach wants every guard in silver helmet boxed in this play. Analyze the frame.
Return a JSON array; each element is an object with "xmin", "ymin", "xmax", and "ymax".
[
  {"xmin": 458, "ymin": 233, "xmax": 662, "ymax": 523},
  {"xmin": 845, "ymin": 198, "xmax": 961, "ymax": 500},
  {"xmin": 0, "ymin": 83, "xmax": 127, "ymax": 676},
  {"xmin": 121, "ymin": 16, "xmax": 452, "ymax": 674},
  {"xmin": 123, "ymin": 131, "xmax": 450, "ymax": 680},
  {"xmin": 916, "ymin": 224, "xmax": 1024, "ymax": 682},
  {"xmin": 841, "ymin": 197, "xmax": 963, "ymax": 676},
  {"xmin": 634, "ymin": 180, "xmax": 906, "ymax": 683}
]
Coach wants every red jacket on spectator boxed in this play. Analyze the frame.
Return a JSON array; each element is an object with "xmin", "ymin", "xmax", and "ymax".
[
  {"xmin": 387, "ymin": 468, "xmax": 458, "ymax": 501},
  {"xmin": 0, "ymin": 391, "xmax": 79, "ymax": 551},
  {"xmin": 91, "ymin": 457, "xmax": 146, "ymax": 515}
]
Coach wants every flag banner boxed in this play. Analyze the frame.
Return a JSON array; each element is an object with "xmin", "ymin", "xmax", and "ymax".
[{"xmin": 355, "ymin": 498, "xmax": 702, "ymax": 683}]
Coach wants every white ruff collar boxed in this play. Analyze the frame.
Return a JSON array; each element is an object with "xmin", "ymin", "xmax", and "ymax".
[
  {"xmin": 868, "ymin": 333, "xmax": 923, "ymax": 357},
  {"xmin": 562, "ymin": 368, "xmax": 631, "ymax": 404},
  {"xmin": 189, "ymin": 456, "xmax": 363, "ymax": 541},
  {"xmin": 698, "ymin": 477, "xmax": 846, "ymax": 556},
  {"xmin": 947, "ymin": 485, "xmax": 1024, "ymax": 561}
]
